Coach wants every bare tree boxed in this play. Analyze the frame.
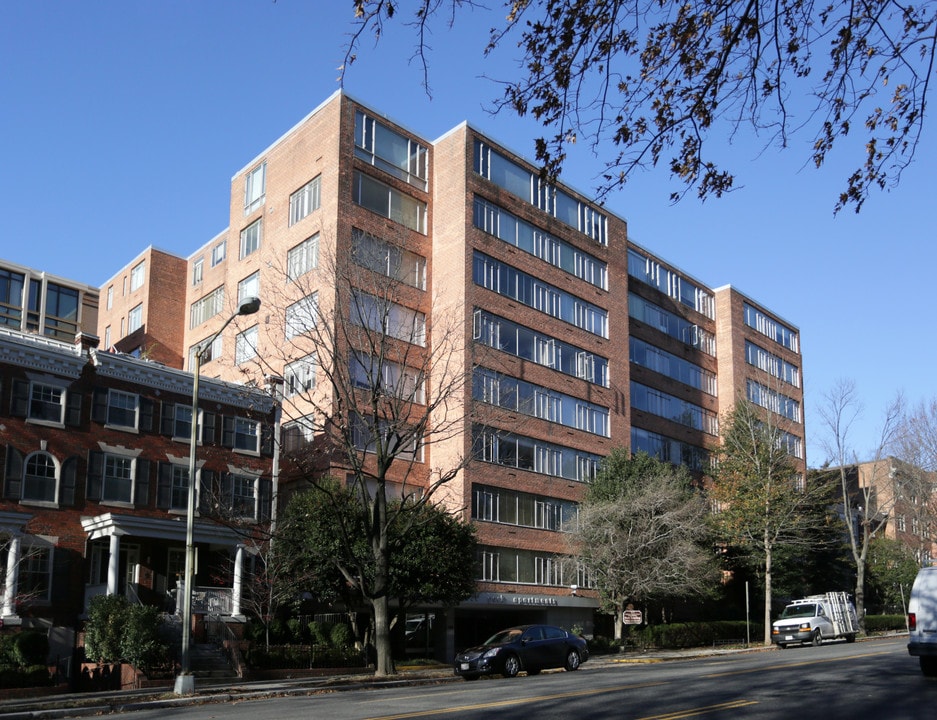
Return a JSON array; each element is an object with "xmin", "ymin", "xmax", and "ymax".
[
  {"xmin": 712, "ymin": 399, "xmax": 834, "ymax": 645},
  {"xmin": 246, "ymin": 233, "xmax": 473, "ymax": 676},
  {"xmin": 817, "ymin": 378, "xmax": 903, "ymax": 631},
  {"xmin": 346, "ymin": 1, "xmax": 936, "ymax": 212},
  {"xmin": 893, "ymin": 398, "xmax": 937, "ymax": 566},
  {"xmin": 571, "ymin": 449, "xmax": 717, "ymax": 641}
]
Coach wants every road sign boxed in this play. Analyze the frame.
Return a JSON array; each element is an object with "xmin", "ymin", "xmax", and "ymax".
[{"xmin": 622, "ymin": 609, "xmax": 643, "ymax": 625}]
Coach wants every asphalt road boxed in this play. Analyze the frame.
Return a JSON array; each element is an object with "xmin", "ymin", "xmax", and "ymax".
[{"xmin": 86, "ymin": 636, "xmax": 933, "ymax": 720}]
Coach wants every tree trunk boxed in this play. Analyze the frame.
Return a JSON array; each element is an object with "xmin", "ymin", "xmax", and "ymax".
[
  {"xmin": 372, "ymin": 594, "xmax": 394, "ymax": 676},
  {"xmin": 855, "ymin": 554, "xmax": 867, "ymax": 634},
  {"xmin": 613, "ymin": 600, "xmax": 623, "ymax": 642},
  {"xmin": 763, "ymin": 538, "xmax": 773, "ymax": 646}
]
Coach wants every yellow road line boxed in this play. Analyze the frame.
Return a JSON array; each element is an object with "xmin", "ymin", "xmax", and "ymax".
[
  {"xmin": 637, "ymin": 700, "xmax": 758, "ymax": 719},
  {"xmin": 364, "ymin": 681, "xmax": 669, "ymax": 719}
]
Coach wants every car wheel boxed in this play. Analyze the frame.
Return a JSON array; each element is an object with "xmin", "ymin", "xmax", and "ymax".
[
  {"xmin": 565, "ymin": 649, "xmax": 581, "ymax": 671},
  {"xmin": 845, "ymin": 634, "xmax": 856, "ymax": 643},
  {"xmin": 777, "ymin": 643, "xmax": 787, "ymax": 649},
  {"xmin": 811, "ymin": 630, "xmax": 822, "ymax": 647},
  {"xmin": 921, "ymin": 657, "xmax": 937, "ymax": 677},
  {"xmin": 502, "ymin": 654, "xmax": 520, "ymax": 678},
  {"xmin": 527, "ymin": 668, "xmax": 541, "ymax": 676},
  {"xmin": 462, "ymin": 675, "xmax": 480, "ymax": 681}
]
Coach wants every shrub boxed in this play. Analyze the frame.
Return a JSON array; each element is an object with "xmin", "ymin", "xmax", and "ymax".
[
  {"xmin": 84, "ymin": 595, "xmax": 130, "ymax": 664},
  {"xmin": 308, "ymin": 621, "xmax": 331, "ymax": 646},
  {"xmin": 865, "ymin": 614, "xmax": 907, "ymax": 633},
  {"xmin": 12, "ymin": 631, "xmax": 48, "ymax": 667},
  {"xmin": 330, "ymin": 623, "xmax": 353, "ymax": 649}
]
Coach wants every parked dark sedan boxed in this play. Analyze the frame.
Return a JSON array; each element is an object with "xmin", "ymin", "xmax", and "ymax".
[{"xmin": 454, "ymin": 624, "xmax": 589, "ymax": 679}]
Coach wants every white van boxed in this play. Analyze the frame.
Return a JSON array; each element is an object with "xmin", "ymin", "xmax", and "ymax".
[
  {"xmin": 907, "ymin": 566, "xmax": 937, "ymax": 676},
  {"xmin": 771, "ymin": 592, "xmax": 858, "ymax": 648}
]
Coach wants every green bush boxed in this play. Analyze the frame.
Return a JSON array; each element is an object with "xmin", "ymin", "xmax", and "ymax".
[
  {"xmin": 329, "ymin": 623, "xmax": 353, "ymax": 649},
  {"xmin": 84, "ymin": 595, "xmax": 167, "ymax": 670},
  {"xmin": 635, "ymin": 621, "xmax": 759, "ymax": 649},
  {"xmin": 11, "ymin": 631, "xmax": 48, "ymax": 667},
  {"xmin": 865, "ymin": 614, "xmax": 907, "ymax": 633},
  {"xmin": 308, "ymin": 621, "xmax": 331, "ymax": 646}
]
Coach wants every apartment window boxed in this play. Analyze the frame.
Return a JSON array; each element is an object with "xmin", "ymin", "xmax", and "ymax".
[
  {"xmin": 235, "ymin": 325, "xmax": 258, "ymax": 364},
  {"xmin": 284, "ymin": 354, "xmax": 316, "ymax": 397},
  {"xmin": 244, "ymin": 162, "xmax": 266, "ymax": 214},
  {"xmin": 130, "ymin": 261, "xmax": 145, "ymax": 292},
  {"xmin": 282, "ymin": 416, "xmax": 316, "ymax": 452},
  {"xmin": 102, "ymin": 454, "xmax": 134, "ymax": 503},
  {"xmin": 744, "ymin": 302, "xmax": 799, "ymax": 352},
  {"xmin": 474, "ymin": 139, "xmax": 608, "ymax": 245},
  {"xmin": 232, "ymin": 418, "xmax": 260, "ymax": 453},
  {"xmin": 627, "ymin": 248, "xmax": 714, "ymax": 319},
  {"xmin": 128, "ymin": 304, "xmax": 143, "ymax": 333},
  {"xmin": 747, "ymin": 379, "xmax": 802, "ymax": 422},
  {"xmin": 19, "ymin": 545, "xmax": 51, "ymax": 601},
  {"xmin": 240, "ymin": 219, "xmax": 262, "ymax": 259},
  {"xmin": 188, "ymin": 335, "xmax": 222, "ymax": 370},
  {"xmin": 351, "ymin": 229, "xmax": 426, "ymax": 289},
  {"xmin": 287, "ymin": 235, "xmax": 319, "ymax": 281},
  {"xmin": 189, "ymin": 286, "xmax": 225, "ymax": 328},
  {"xmin": 473, "ymin": 197, "xmax": 608, "ymax": 290},
  {"xmin": 170, "ymin": 465, "xmax": 191, "ymax": 511},
  {"xmin": 352, "ymin": 290, "xmax": 425, "ymax": 346},
  {"xmin": 192, "ymin": 257, "xmax": 204, "ymax": 285},
  {"xmin": 104, "ymin": 326, "xmax": 111, "ymax": 349},
  {"xmin": 631, "ymin": 426, "xmax": 709, "ymax": 472},
  {"xmin": 44, "ymin": 283, "xmax": 79, "ymax": 341},
  {"xmin": 745, "ymin": 340, "xmax": 801, "ymax": 388},
  {"xmin": 211, "ymin": 240, "xmax": 226, "ymax": 267},
  {"xmin": 23, "ymin": 452, "xmax": 57, "ymax": 503},
  {"xmin": 106, "ymin": 285, "xmax": 113, "ymax": 310},
  {"xmin": 631, "ymin": 381, "xmax": 718, "ymax": 435},
  {"xmin": 106, "ymin": 390, "xmax": 139, "ymax": 429},
  {"xmin": 28, "ymin": 382, "xmax": 65, "ymax": 424},
  {"xmin": 352, "ymin": 170, "xmax": 426, "ymax": 234},
  {"xmin": 628, "ymin": 292, "xmax": 715, "ymax": 355},
  {"xmin": 351, "ymin": 352, "xmax": 425, "ymax": 404},
  {"xmin": 285, "ymin": 293, "xmax": 318, "ymax": 340},
  {"xmin": 354, "ymin": 111, "xmax": 428, "ymax": 190},
  {"xmin": 289, "ymin": 177, "xmax": 321, "ymax": 226},
  {"xmin": 238, "ymin": 271, "xmax": 260, "ymax": 304},
  {"xmin": 630, "ymin": 337, "xmax": 718, "ymax": 395},
  {"xmin": 231, "ymin": 474, "xmax": 257, "ymax": 518}
]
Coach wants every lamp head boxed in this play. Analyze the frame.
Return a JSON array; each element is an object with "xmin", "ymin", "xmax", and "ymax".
[{"xmin": 238, "ymin": 296, "xmax": 261, "ymax": 316}]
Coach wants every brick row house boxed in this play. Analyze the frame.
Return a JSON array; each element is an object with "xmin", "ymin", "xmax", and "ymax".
[
  {"xmin": 92, "ymin": 90, "xmax": 806, "ymax": 660},
  {"xmin": 0, "ymin": 323, "xmax": 275, "ymax": 663}
]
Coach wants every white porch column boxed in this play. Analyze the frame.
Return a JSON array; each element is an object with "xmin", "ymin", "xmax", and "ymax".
[
  {"xmin": 2, "ymin": 536, "xmax": 21, "ymax": 616},
  {"xmin": 107, "ymin": 533, "xmax": 120, "ymax": 595},
  {"xmin": 231, "ymin": 545, "xmax": 244, "ymax": 617}
]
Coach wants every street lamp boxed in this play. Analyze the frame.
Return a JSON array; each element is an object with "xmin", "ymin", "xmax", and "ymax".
[{"xmin": 175, "ymin": 296, "xmax": 260, "ymax": 695}]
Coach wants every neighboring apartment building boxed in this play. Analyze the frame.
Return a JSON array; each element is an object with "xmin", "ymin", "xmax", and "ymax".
[
  {"xmin": 96, "ymin": 90, "xmax": 805, "ymax": 655},
  {"xmin": 0, "ymin": 325, "xmax": 275, "ymax": 662},
  {"xmin": 837, "ymin": 458, "xmax": 937, "ymax": 566},
  {"xmin": 1, "ymin": 258, "xmax": 99, "ymax": 342}
]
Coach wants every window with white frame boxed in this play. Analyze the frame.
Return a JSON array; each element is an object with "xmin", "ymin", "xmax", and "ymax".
[
  {"xmin": 235, "ymin": 325, "xmax": 258, "ymax": 364},
  {"xmin": 285, "ymin": 293, "xmax": 318, "ymax": 340},
  {"xmin": 238, "ymin": 271, "xmax": 260, "ymax": 304},
  {"xmin": 244, "ymin": 162, "xmax": 266, "ymax": 214},
  {"xmin": 23, "ymin": 452, "xmax": 57, "ymax": 503},
  {"xmin": 102, "ymin": 454, "xmax": 134, "ymax": 503},
  {"xmin": 104, "ymin": 326, "xmax": 111, "ymax": 349},
  {"xmin": 211, "ymin": 240, "xmax": 226, "ymax": 267},
  {"xmin": 130, "ymin": 261, "xmax": 145, "ymax": 292},
  {"xmin": 289, "ymin": 177, "xmax": 321, "ymax": 226},
  {"xmin": 282, "ymin": 416, "xmax": 316, "ymax": 452},
  {"xmin": 351, "ymin": 290, "xmax": 425, "ymax": 346},
  {"xmin": 128, "ymin": 304, "xmax": 143, "ymax": 333},
  {"xmin": 284, "ymin": 354, "xmax": 316, "ymax": 397},
  {"xmin": 352, "ymin": 171, "xmax": 427, "ymax": 234},
  {"xmin": 171, "ymin": 404, "xmax": 199, "ymax": 442},
  {"xmin": 170, "ymin": 465, "xmax": 191, "ymax": 511},
  {"xmin": 188, "ymin": 334, "xmax": 222, "ymax": 369},
  {"xmin": 189, "ymin": 286, "xmax": 225, "ymax": 328},
  {"xmin": 233, "ymin": 418, "xmax": 260, "ymax": 453},
  {"xmin": 287, "ymin": 235, "xmax": 319, "ymax": 281},
  {"xmin": 192, "ymin": 257, "xmax": 203, "ymax": 285},
  {"xmin": 354, "ymin": 111, "xmax": 428, "ymax": 190},
  {"xmin": 240, "ymin": 219, "xmax": 262, "ymax": 259},
  {"xmin": 352, "ymin": 229, "xmax": 426, "ymax": 290},
  {"xmin": 351, "ymin": 352, "xmax": 425, "ymax": 403},
  {"xmin": 28, "ymin": 382, "xmax": 65, "ymax": 424},
  {"xmin": 106, "ymin": 389, "xmax": 139, "ymax": 429},
  {"xmin": 231, "ymin": 474, "xmax": 257, "ymax": 518},
  {"xmin": 106, "ymin": 285, "xmax": 113, "ymax": 310}
]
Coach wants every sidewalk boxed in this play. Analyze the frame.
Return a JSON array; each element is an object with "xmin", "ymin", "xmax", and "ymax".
[{"xmin": 0, "ymin": 645, "xmax": 771, "ymax": 720}]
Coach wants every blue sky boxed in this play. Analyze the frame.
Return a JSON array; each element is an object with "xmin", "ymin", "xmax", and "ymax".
[{"xmin": 2, "ymin": 1, "xmax": 930, "ymax": 465}]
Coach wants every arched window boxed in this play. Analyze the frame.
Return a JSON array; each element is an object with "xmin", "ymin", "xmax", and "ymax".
[{"xmin": 23, "ymin": 453, "xmax": 57, "ymax": 503}]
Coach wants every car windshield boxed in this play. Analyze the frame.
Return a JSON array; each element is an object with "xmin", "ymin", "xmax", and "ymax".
[
  {"xmin": 484, "ymin": 628, "xmax": 523, "ymax": 645},
  {"xmin": 780, "ymin": 604, "xmax": 818, "ymax": 619}
]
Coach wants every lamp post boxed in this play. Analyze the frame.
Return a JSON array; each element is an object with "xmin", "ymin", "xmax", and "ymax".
[{"xmin": 175, "ymin": 296, "xmax": 260, "ymax": 695}]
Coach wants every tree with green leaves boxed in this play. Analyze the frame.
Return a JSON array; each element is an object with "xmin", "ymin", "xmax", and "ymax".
[
  {"xmin": 865, "ymin": 536, "xmax": 920, "ymax": 615},
  {"xmin": 711, "ymin": 399, "xmax": 835, "ymax": 645},
  {"xmin": 571, "ymin": 449, "xmax": 717, "ymax": 641},
  {"xmin": 347, "ymin": 1, "xmax": 935, "ymax": 212},
  {"xmin": 83, "ymin": 595, "xmax": 168, "ymax": 674},
  {"xmin": 278, "ymin": 480, "xmax": 477, "ymax": 655}
]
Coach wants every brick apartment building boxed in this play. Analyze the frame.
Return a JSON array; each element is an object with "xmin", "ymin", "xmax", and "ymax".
[
  {"xmin": 95, "ymin": 90, "xmax": 806, "ymax": 656},
  {"xmin": 0, "ymin": 322, "xmax": 275, "ymax": 663}
]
